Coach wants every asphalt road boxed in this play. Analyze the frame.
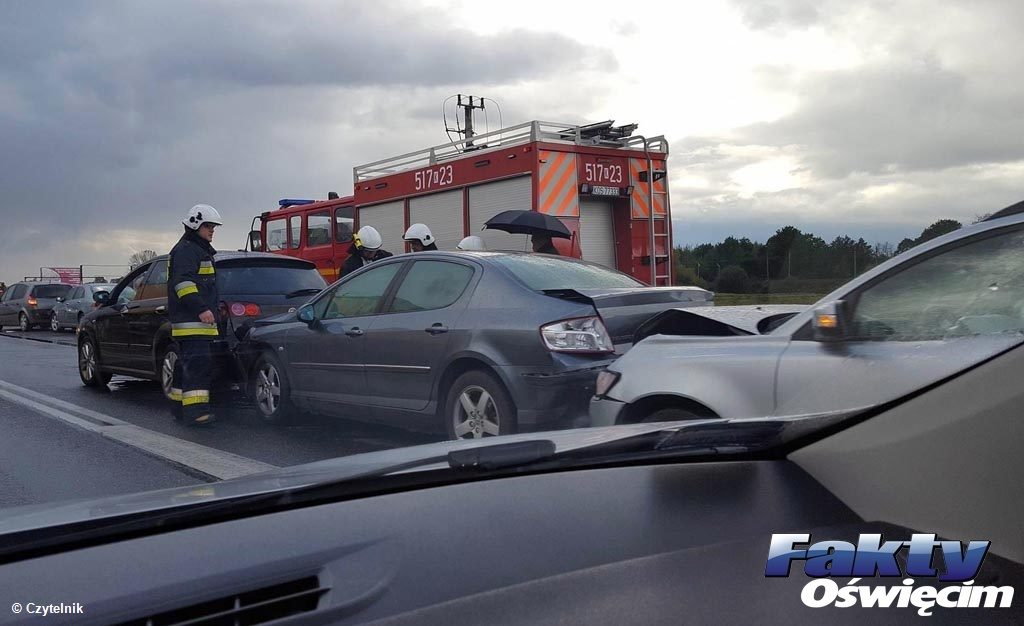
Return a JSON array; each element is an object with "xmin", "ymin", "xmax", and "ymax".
[{"xmin": 0, "ymin": 329, "xmax": 442, "ymax": 507}]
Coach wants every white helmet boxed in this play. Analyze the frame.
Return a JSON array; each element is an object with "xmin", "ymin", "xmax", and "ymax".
[
  {"xmin": 457, "ymin": 235, "xmax": 486, "ymax": 251},
  {"xmin": 403, "ymin": 223, "xmax": 435, "ymax": 246},
  {"xmin": 356, "ymin": 225, "xmax": 383, "ymax": 250},
  {"xmin": 183, "ymin": 204, "xmax": 223, "ymax": 230}
]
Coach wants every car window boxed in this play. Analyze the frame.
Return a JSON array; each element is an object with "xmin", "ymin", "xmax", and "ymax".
[
  {"xmin": 9, "ymin": 284, "xmax": 27, "ymax": 300},
  {"xmin": 335, "ymin": 206, "xmax": 354, "ymax": 243},
  {"xmin": 216, "ymin": 261, "xmax": 327, "ymax": 295},
  {"xmin": 315, "ymin": 263, "xmax": 402, "ymax": 319},
  {"xmin": 32, "ymin": 284, "xmax": 71, "ymax": 299},
  {"xmin": 266, "ymin": 218, "xmax": 288, "ymax": 251},
  {"xmin": 388, "ymin": 261, "xmax": 473, "ymax": 313},
  {"xmin": 289, "ymin": 215, "xmax": 301, "ymax": 249},
  {"xmin": 113, "ymin": 267, "xmax": 149, "ymax": 304},
  {"xmin": 851, "ymin": 227, "xmax": 1024, "ymax": 340},
  {"xmin": 491, "ymin": 255, "xmax": 644, "ymax": 290},
  {"xmin": 307, "ymin": 212, "xmax": 332, "ymax": 247},
  {"xmin": 71, "ymin": 287, "xmax": 84, "ymax": 300},
  {"xmin": 137, "ymin": 259, "xmax": 169, "ymax": 300}
]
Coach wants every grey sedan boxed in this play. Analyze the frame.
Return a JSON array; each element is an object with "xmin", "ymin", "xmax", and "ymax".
[
  {"xmin": 239, "ymin": 251, "xmax": 711, "ymax": 438},
  {"xmin": 592, "ymin": 204, "xmax": 1024, "ymax": 425},
  {"xmin": 51, "ymin": 284, "xmax": 116, "ymax": 331}
]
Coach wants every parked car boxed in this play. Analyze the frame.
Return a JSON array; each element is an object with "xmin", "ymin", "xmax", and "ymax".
[
  {"xmin": 77, "ymin": 252, "xmax": 326, "ymax": 397},
  {"xmin": 50, "ymin": 283, "xmax": 116, "ymax": 331},
  {"xmin": 0, "ymin": 282, "xmax": 73, "ymax": 331},
  {"xmin": 238, "ymin": 251, "xmax": 712, "ymax": 437},
  {"xmin": 591, "ymin": 206, "xmax": 1024, "ymax": 425}
]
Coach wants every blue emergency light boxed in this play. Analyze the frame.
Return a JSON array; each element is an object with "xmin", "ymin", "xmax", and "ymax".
[{"xmin": 279, "ymin": 199, "xmax": 316, "ymax": 207}]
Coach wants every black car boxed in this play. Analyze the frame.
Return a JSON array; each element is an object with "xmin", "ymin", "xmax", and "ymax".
[
  {"xmin": 240, "ymin": 251, "xmax": 711, "ymax": 438},
  {"xmin": 77, "ymin": 252, "xmax": 327, "ymax": 397},
  {"xmin": 0, "ymin": 282, "xmax": 73, "ymax": 331}
]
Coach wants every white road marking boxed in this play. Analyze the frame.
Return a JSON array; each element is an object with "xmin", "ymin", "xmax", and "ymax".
[{"xmin": 0, "ymin": 381, "xmax": 277, "ymax": 480}]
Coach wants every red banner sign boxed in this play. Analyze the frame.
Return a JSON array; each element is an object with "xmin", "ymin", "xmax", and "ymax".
[{"xmin": 47, "ymin": 267, "xmax": 81, "ymax": 284}]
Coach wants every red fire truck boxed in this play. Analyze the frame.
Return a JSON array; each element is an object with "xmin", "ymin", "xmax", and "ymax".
[{"xmin": 251, "ymin": 120, "xmax": 672, "ymax": 285}]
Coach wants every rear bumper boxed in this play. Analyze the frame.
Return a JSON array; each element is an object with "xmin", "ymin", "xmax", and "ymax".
[
  {"xmin": 498, "ymin": 359, "xmax": 614, "ymax": 431},
  {"xmin": 589, "ymin": 396, "xmax": 627, "ymax": 428},
  {"xmin": 27, "ymin": 308, "xmax": 54, "ymax": 323}
]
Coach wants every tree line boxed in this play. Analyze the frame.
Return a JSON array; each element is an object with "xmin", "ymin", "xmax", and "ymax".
[{"xmin": 674, "ymin": 219, "xmax": 964, "ymax": 293}]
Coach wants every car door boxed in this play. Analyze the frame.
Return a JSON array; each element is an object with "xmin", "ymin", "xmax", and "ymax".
[
  {"xmin": 127, "ymin": 259, "xmax": 169, "ymax": 372},
  {"xmin": 95, "ymin": 265, "xmax": 150, "ymax": 369},
  {"xmin": 775, "ymin": 224, "xmax": 1024, "ymax": 417},
  {"xmin": 0, "ymin": 285, "xmax": 21, "ymax": 325},
  {"xmin": 286, "ymin": 261, "xmax": 405, "ymax": 413},
  {"xmin": 4, "ymin": 285, "xmax": 28, "ymax": 326},
  {"xmin": 362, "ymin": 259, "xmax": 477, "ymax": 412},
  {"xmin": 59, "ymin": 287, "xmax": 82, "ymax": 324}
]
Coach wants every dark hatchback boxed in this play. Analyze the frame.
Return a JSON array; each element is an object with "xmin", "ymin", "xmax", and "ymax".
[
  {"xmin": 0, "ymin": 282, "xmax": 74, "ymax": 331},
  {"xmin": 239, "ymin": 251, "xmax": 711, "ymax": 438},
  {"xmin": 77, "ymin": 251, "xmax": 326, "ymax": 398}
]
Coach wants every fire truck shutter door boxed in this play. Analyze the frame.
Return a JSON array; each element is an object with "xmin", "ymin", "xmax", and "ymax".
[
  {"xmin": 409, "ymin": 189, "xmax": 464, "ymax": 251},
  {"xmin": 578, "ymin": 197, "xmax": 617, "ymax": 269},
  {"xmin": 469, "ymin": 176, "xmax": 532, "ymax": 252},
  {"xmin": 358, "ymin": 201, "xmax": 406, "ymax": 254}
]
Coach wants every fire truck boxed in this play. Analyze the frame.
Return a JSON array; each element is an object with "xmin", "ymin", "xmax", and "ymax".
[{"xmin": 250, "ymin": 119, "xmax": 673, "ymax": 285}]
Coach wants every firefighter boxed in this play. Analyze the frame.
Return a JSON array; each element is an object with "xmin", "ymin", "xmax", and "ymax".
[
  {"xmin": 168, "ymin": 204, "xmax": 223, "ymax": 426},
  {"xmin": 457, "ymin": 236, "xmax": 486, "ymax": 251},
  {"xmin": 404, "ymin": 223, "xmax": 438, "ymax": 252},
  {"xmin": 531, "ymin": 234, "xmax": 560, "ymax": 255},
  {"xmin": 340, "ymin": 226, "xmax": 393, "ymax": 277}
]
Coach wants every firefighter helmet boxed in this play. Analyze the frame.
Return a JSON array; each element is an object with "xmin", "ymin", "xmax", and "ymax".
[
  {"xmin": 355, "ymin": 225, "xmax": 383, "ymax": 250},
  {"xmin": 403, "ymin": 223, "xmax": 435, "ymax": 246},
  {"xmin": 183, "ymin": 204, "xmax": 223, "ymax": 230},
  {"xmin": 457, "ymin": 236, "xmax": 486, "ymax": 251}
]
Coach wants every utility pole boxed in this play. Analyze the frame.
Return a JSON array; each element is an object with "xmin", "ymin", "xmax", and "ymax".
[
  {"xmin": 457, "ymin": 94, "xmax": 486, "ymax": 148},
  {"xmin": 788, "ymin": 251, "xmax": 792, "ymax": 278}
]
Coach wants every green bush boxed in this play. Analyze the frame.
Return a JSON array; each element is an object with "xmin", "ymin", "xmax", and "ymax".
[
  {"xmin": 716, "ymin": 265, "xmax": 749, "ymax": 293},
  {"xmin": 675, "ymin": 266, "xmax": 709, "ymax": 289}
]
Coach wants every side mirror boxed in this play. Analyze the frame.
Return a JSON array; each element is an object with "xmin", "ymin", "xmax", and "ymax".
[
  {"xmin": 812, "ymin": 300, "xmax": 848, "ymax": 342},
  {"xmin": 297, "ymin": 303, "xmax": 316, "ymax": 326},
  {"xmin": 249, "ymin": 230, "xmax": 262, "ymax": 251},
  {"xmin": 93, "ymin": 290, "xmax": 110, "ymax": 306}
]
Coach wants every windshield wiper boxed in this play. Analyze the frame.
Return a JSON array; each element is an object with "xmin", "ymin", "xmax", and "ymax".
[{"xmin": 285, "ymin": 288, "xmax": 322, "ymax": 299}]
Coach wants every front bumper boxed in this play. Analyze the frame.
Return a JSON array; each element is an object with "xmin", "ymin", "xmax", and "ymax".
[
  {"xmin": 589, "ymin": 396, "xmax": 628, "ymax": 428},
  {"xmin": 499, "ymin": 360, "xmax": 613, "ymax": 431}
]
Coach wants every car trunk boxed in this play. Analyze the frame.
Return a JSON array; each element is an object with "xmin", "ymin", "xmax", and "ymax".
[
  {"xmin": 543, "ymin": 287, "xmax": 713, "ymax": 352},
  {"xmin": 29, "ymin": 286, "xmax": 73, "ymax": 313},
  {"xmin": 215, "ymin": 259, "xmax": 327, "ymax": 344}
]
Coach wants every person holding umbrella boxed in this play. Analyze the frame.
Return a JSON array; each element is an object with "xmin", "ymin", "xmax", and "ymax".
[
  {"xmin": 483, "ymin": 210, "xmax": 571, "ymax": 255},
  {"xmin": 531, "ymin": 234, "xmax": 559, "ymax": 255}
]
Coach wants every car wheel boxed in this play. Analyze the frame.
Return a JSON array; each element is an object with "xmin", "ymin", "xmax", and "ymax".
[
  {"xmin": 19, "ymin": 313, "xmax": 31, "ymax": 332},
  {"xmin": 159, "ymin": 343, "xmax": 180, "ymax": 402},
  {"xmin": 643, "ymin": 407, "xmax": 714, "ymax": 423},
  {"xmin": 444, "ymin": 370, "xmax": 516, "ymax": 440},
  {"xmin": 51, "ymin": 313, "xmax": 61, "ymax": 332},
  {"xmin": 250, "ymin": 352, "xmax": 293, "ymax": 424},
  {"xmin": 79, "ymin": 336, "xmax": 112, "ymax": 388}
]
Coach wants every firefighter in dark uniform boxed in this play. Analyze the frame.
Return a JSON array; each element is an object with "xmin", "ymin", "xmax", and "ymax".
[
  {"xmin": 531, "ymin": 234, "xmax": 560, "ymax": 255},
  {"xmin": 167, "ymin": 204, "xmax": 223, "ymax": 426},
  {"xmin": 403, "ymin": 223, "xmax": 438, "ymax": 252},
  {"xmin": 340, "ymin": 225, "xmax": 393, "ymax": 278}
]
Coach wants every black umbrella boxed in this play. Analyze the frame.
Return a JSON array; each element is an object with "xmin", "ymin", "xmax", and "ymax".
[{"xmin": 483, "ymin": 210, "xmax": 572, "ymax": 239}]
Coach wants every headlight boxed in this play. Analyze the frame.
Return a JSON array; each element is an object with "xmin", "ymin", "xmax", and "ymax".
[
  {"xmin": 595, "ymin": 369, "xmax": 621, "ymax": 397},
  {"xmin": 540, "ymin": 316, "xmax": 614, "ymax": 353}
]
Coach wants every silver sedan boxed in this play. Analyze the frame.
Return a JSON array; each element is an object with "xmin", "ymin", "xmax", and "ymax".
[
  {"xmin": 51, "ymin": 284, "xmax": 116, "ymax": 331},
  {"xmin": 592, "ymin": 207, "xmax": 1024, "ymax": 425}
]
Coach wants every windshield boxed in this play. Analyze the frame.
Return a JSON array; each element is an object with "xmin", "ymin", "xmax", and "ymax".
[
  {"xmin": 1, "ymin": 3, "xmax": 1022, "ymax": 539},
  {"xmin": 492, "ymin": 255, "xmax": 644, "ymax": 290},
  {"xmin": 216, "ymin": 262, "xmax": 327, "ymax": 296}
]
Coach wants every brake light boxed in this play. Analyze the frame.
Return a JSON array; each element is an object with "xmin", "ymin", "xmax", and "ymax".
[
  {"xmin": 540, "ymin": 316, "xmax": 614, "ymax": 353},
  {"xmin": 226, "ymin": 302, "xmax": 262, "ymax": 317},
  {"xmin": 27, "ymin": 296, "xmax": 37, "ymax": 307}
]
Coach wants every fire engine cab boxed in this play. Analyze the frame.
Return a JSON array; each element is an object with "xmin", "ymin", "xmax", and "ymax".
[{"xmin": 252, "ymin": 119, "xmax": 672, "ymax": 285}]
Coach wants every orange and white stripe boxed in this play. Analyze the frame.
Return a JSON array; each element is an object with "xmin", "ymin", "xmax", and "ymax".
[
  {"xmin": 629, "ymin": 158, "xmax": 667, "ymax": 219},
  {"xmin": 537, "ymin": 150, "xmax": 579, "ymax": 217}
]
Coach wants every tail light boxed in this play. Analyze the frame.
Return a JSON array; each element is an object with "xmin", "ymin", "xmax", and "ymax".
[
  {"xmin": 540, "ymin": 316, "xmax": 614, "ymax": 353},
  {"xmin": 27, "ymin": 296, "xmax": 38, "ymax": 307},
  {"xmin": 225, "ymin": 302, "xmax": 262, "ymax": 317}
]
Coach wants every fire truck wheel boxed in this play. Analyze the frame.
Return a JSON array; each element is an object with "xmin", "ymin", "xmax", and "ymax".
[
  {"xmin": 444, "ymin": 370, "xmax": 516, "ymax": 440},
  {"xmin": 251, "ymin": 352, "xmax": 294, "ymax": 424}
]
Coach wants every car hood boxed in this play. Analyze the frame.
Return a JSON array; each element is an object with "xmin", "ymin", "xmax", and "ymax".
[
  {"xmin": 633, "ymin": 304, "xmax": 808, "ymax": 341},
  {"xmin": 0, "ymin": 422, "xmax": 738, "ymax": 538}
]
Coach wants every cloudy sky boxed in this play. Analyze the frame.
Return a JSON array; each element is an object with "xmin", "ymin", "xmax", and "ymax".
[{"xmin": 2, "ymin": 0, "xmax": 1021, "ymax": 282}]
